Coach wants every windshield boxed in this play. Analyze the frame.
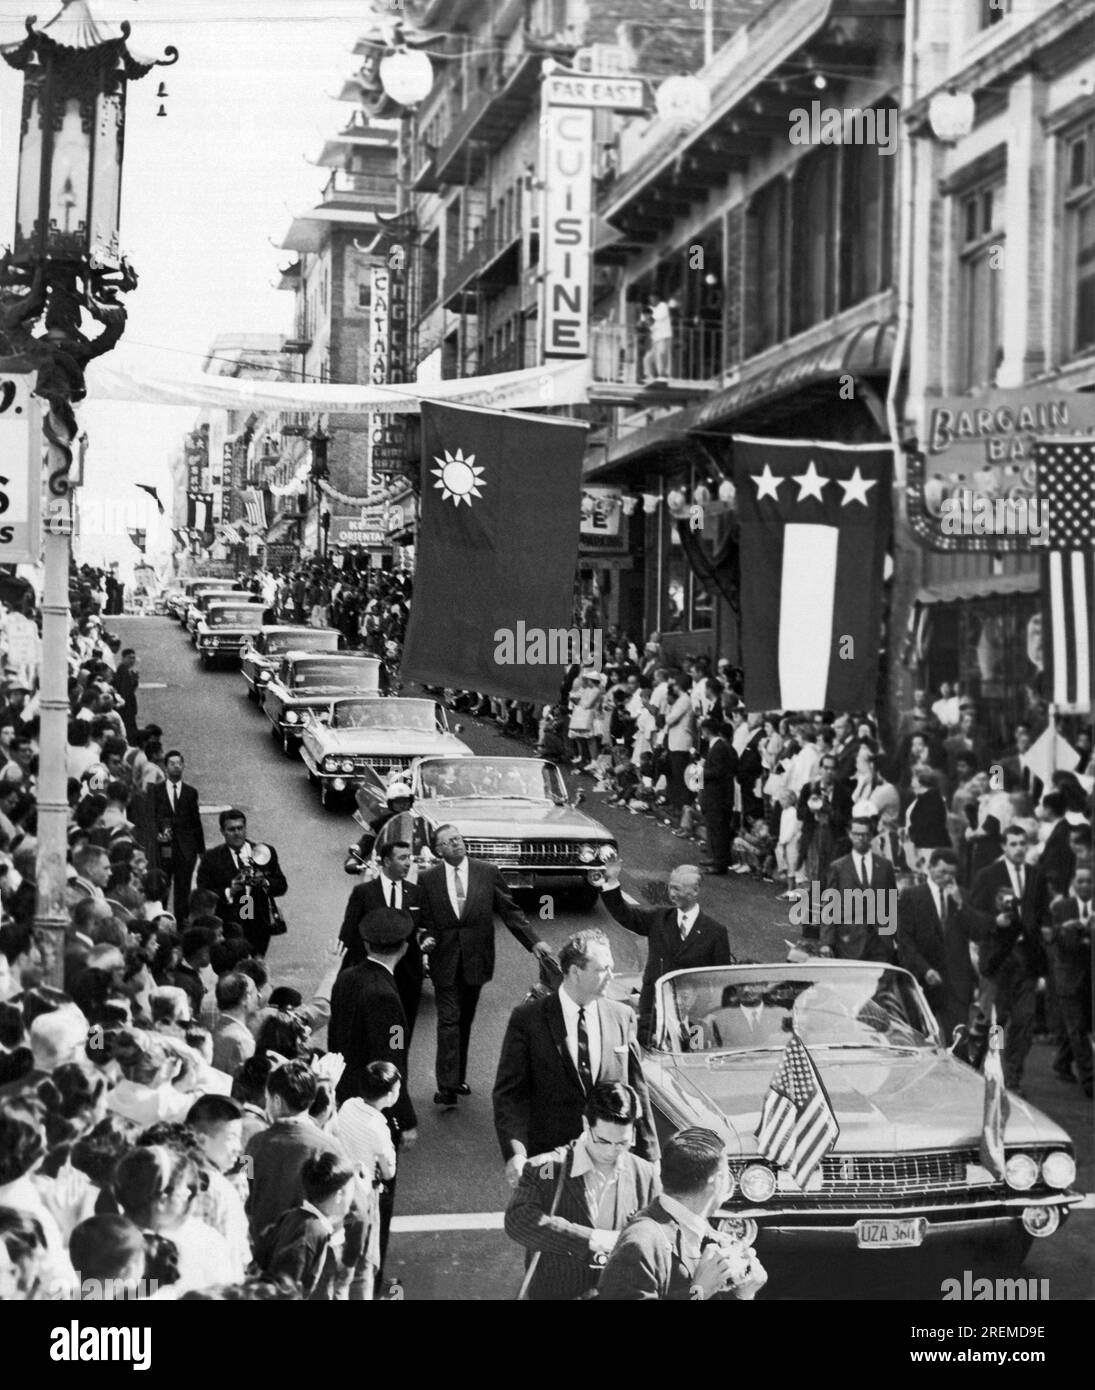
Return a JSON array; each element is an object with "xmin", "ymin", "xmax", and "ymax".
[
  {"xmin": 197, "ymin": 590, "xmax": 241, "ymax": 609},
  {"xmin": 331, "ymin": 700, "xmax": 439, "ymax": 732},
  {"xmin": 266, "ymin": 630, "xmax": 339, "ymax": 655},
  {"xmin": 290, "ymin": 659, "xmax": 379, "ymax": 690},
  {"xmin": 207, "ymin": 606, "xmax": 264, "ymax": 628},
  {"xmin": 419, "ymin": 759, "xmax": 566, "ymax": 801},
  {"xmin": 657, "ymin": 968, "xmax": 937, "ymax": 1055}
]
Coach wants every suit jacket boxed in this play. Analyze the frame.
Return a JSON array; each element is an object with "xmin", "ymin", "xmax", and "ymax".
[
  {"xmin": 196, "ymin": 841, "xmax": 288, "ymax": 938},
  {"xmin": 699, "ymin": 738, "xmax": 736, "ymax": 814},
  {"xmin": 597, "ymin": 1199, "xmax": 732, "ymax": 1301},
  {"xmin": 822, "ymin": 853, "xmax": 898, "ymax": 962},
  {"xmin": 797, "ymin": 779, "xmax": 853, "ymax": 844},
  {"xmin": 493, "ymin": 990, "xmax": 657, "ymax": 1163},
  {"xmin": 150, "ymin": 780, "xmax": 205, "ymax": 861},
  {"xmin": 338, "ymin": 874, "xmax": 423, "ymax": 989},
  {"xmin": 1046, "ymin": 896, "xmax": 1093, "ymax": 997},
  {"xmin": 998, "ymin": 753, "xmax": 1043, "ymax": 804},
  {"xmin": 896, "ymin": 883, "xmax": 984, "ymax": 1033},
  {"xmin": 504, "ymin": 1140, "xmax": 659, "ymax": 1300},
  {"xmin": 969, "ymin": 858, "xmax": 1050, "ymax": 979},
  {"xmin": 600, "ymin": 886, "xmax": 732, "ymax": 1039},
  {"xmin": 1037, "ymin": 820, "xmax": 1076, "ymax": 898},
  {"xmin": 906, "ymin": 789, "xmax": 950, "ymax": 849},
  {"xmin": 328, "ymin": 958, "xmax": 416, "ymax": 1133},
  {"xmin": 417, "ymin": 856, "xmax": 539, "ymax": 988}
]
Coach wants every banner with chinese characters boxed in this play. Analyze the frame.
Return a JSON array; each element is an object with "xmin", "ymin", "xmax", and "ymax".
[
  {"xmin": 0, "ymin": 373, "xmax": 42, "ymax": 564},
  {"xmin": 909, "ymin": 387, "xmax": 1095, "ymax": 552}
]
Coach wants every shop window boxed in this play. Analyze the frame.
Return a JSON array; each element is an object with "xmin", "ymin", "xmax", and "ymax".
[
  {"xmin": 1063, "ymin": 121, "xmax": 1095, "ymax": 358},
  {"xmin": 924, "ymin": 592, "xmax": 1040, "ymax": 743},
  {"xmin": 419, "ymin": 229, "xmax": 440, "ymax": 311},
  {"xmin": 957, "ymin": 180, "xmax": 1005, "ymax": 390}
]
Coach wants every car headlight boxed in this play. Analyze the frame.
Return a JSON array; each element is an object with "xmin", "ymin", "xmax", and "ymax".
[
  {"xmin": 284, "ymin": 710, "xmax": 299, "ymax": 724},
  {"xmin": 258, "ymin": 670, "xmax": 271, "ymax": 682},
  {"xmin": 1004, "ymin": 1153, "xmax": 1039, "ymax": 1191},
  {"xmin": 323, "ymin": 757, "xmax": 338, "ymax": 773},
  {"xmin": 1041, "ymin": 1151, "xmax": 1076, "ymax": 1190},
  {"xmin": 577, "ymin": 844, "xmax": 596, "ymax": 864},
  {"xmin": 340, "ymin": 759, "xmax": 354, "ymax": 774},
  {"xmin": 598, "ymin": 844, "xmax": 617, "ymax": 863},
  {"xmin": 738, "ymin": 1165, "xmax": 777, "ymax": 1203}
]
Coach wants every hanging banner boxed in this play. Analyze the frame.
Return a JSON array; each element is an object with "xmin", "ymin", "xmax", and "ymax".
[{"xmin": 0, "ymin": 373, "xmax": 42, "ymax": 564}]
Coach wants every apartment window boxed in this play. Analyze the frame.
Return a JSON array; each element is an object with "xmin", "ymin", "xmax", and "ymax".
[
  {"xmin": 420, "ymin": 229, "xmax": 440, "ymax": 311},
  {"xmin": 358, "ymin": 283, "xmax": 369, "ymax": 309},
  {"xmin": 1064, "ymin": 121, "xmax": 1095, "ymax": 357},
  {"xmin": 749, "ymin": 178, "xmax": 786, "ymax": 352},
  {"xmin": 791, "ymin": 149, "xmax": 839, "ymax": 335},
  {"xmin": 839, "ymin": 120, "xmax": 895, "ymax": 307},
  {"xmin": 979, "ymin": 0, "xmax": 1010, "ymax": 27},
  {"xmin": 958, "ymin": 180, "xmax": 1005, "ymax": 390},
  {"xmin": 445, "ymin": 198, "xmax": 462, "ymax": 267}
]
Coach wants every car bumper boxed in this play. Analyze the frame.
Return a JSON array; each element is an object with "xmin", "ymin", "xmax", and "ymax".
[{"xmin": 727, "ymin": 1191, "xmax": 1080, "ymax": 1249}]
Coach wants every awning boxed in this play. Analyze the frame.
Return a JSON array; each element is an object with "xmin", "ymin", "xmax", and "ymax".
[
  {"xmin": 265, "ymin": 511, "xmax": 303, "ymax": 544},
  {"xmin": 695, "ymin": 318, "xmax": 896, "ymax": 430},
  {"xmin": 915, "ymin": 573, "xmax": 1041, "ymax": 606},
  {"xmin": 584, "ymin": 401, "xmax": 708, "ymax": 483},
  {"xmin": 86, "ymin": 356, "xmax": 593, "ymax": 414}
]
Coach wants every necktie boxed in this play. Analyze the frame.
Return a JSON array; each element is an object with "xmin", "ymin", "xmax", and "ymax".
[
  {"xmin": 454, "ymin": 867, "xmax": 466, "ymax": 917},
  {"xmin": 857, "ymin": 856, "xmax": 868, "ymax": 889},
  {"xmin": 576, "ymin": 1006, "xmax": 593, "ymax": 1092},
  {"xmin": 679, "ymin": 912, "xmax": 689, "ymax": 941}
]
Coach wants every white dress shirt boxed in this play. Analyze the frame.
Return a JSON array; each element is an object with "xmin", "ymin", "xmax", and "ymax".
[
  {"xmin": 378, "ymin": 872, "xmax": 403, "ymax": 912},
  {"xmin": 928, "ymin": 881, "xmax": 945, "ymax": 926},
  {"xmin": 676, "ymin": 904, "xmax": 700, "ymax": 940},
  {"xmin": 446, "ymin": 859, "xmax": 468, "ymax": 918},
  {"xmin": 1007, "ymin": 861, "xmax": 1027, "ymax": 900},
  {"xmin": 852, "ymin": 852, "xmax": 874, "ymax": 886},
  {"xmin": 558, "ymin": 986, "xmax": 602, "ymax": 1082},
  {"xmin": 657, "ymin": 1194, "xmax": 712, "ymax": 1266}
]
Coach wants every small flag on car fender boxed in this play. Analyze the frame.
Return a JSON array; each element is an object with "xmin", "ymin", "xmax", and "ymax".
[
  {"xmin": 979, "ymin": 1007, "xmax": 1009, "ymax": 1182},
  {"xmin": 755, "ymin": 1029, "xmax": 840, "ymax": 1189}
]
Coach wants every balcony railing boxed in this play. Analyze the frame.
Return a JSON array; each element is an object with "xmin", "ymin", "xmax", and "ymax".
[
  {"xmin": 442, "ymin": 235, "xmax": 520, "ymax": 309},
  {"xmin": 591, "ymin": 320, "xmax": 724, "ymax": 385},
  {"xmin": 479, "ymin": 341, "xmax": 526, "ymax": 376},
  {"xmin": 321, "ymin": 169, "xmax": 398, "ymax": 206}
]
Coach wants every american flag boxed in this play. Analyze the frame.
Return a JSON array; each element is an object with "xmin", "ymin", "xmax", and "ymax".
[
  {"xmin": 1035, "ymin": 438, "xmax": 1095, "ymax": 713},
  {"xmin": 240, "ymin": 487, "xmax": 268, "ymax": 533},
  {"xmin": 979, "ymin": 1007, "xmax": 1009, "ymax": 1182},
  {"xmin": 754, "ymin": 1030, "xmax": 840, "ymax": 1188}
]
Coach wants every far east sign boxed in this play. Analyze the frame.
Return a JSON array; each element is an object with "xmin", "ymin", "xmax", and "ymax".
[
  {"xmin": 909, "ymin": 386, "xmax": 1095, "ymax": 552},
  {"xmin": 0, "ymin": 373, "xmax": 42, "ymax": 563}
]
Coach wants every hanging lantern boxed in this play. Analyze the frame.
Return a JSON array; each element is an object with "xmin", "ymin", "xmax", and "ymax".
[
  {"xmin": 666, "ymin": 487, "xmax": 686, "ymax": 512},
  {"xmin": 641, "ymin": 493, "xmax": 660, "ymax": 514},
  {"xmin": 655, "ymin": 75, "xmax": 711, "ymax": 128},
  {"xmin": 928, "ymin": 87, "xmax": 975, "ymax": 143},
  {"xmin": 718, "ymin": 479, "xmax": 736, "ymax": 505},
  {"xmin": 620, "ymin": 496, "xmax": 639, "ymax": 517},
  {"xmin": 693, "ymin": 483, "xmax": 711, "ymax": 506},
  {"xmin": 379, "ymin": 47, "xmax": 434, "ymax": 106}
]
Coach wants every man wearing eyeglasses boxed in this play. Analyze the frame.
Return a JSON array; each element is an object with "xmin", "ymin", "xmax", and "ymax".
[{"xmin": 504, "ymin": 1082, "xmax": 659, "ymax": 1300}]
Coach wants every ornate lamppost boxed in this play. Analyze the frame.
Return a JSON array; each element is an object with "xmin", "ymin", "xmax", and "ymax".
[{"xmin": 0, "ymin": 3, "xmax": 176, "ymax": 985}]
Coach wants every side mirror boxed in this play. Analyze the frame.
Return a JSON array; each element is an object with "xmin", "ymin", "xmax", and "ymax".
[
  {"xmin": 572, "ymin": 789, "xmax": 585, "ymax": 808},
  {"xmin": 454, "ymin": 722, "xmax": 465, "ymax": 734}
]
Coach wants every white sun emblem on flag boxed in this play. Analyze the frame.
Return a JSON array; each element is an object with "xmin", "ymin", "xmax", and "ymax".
[{"xmin": 431, "ymin": 448, "xmax": 486, "ymax": 507}]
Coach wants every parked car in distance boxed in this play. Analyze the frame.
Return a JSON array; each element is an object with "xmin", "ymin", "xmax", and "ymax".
[
  {"xmin": 300, "ymin": 696, "xmax": 472, "ymax": 809},
  {"xmin": 640, "ymin": 961, "xmax": 1080, "ymax": 1263},
  {"xmin": 262, "ymin": 653, "xmax": 382, "ymax": 754},
  {"xmin": 240, "ymin": 626, "xmax": 341, "ymax": 700}
]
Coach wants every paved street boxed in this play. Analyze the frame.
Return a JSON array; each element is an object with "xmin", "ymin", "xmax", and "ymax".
[{"xmin": 118, "ymin": 616, "xmax": 1093, "ymax": 1301}]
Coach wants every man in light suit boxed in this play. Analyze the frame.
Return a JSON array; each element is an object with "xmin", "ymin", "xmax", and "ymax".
[
  {"xmin": 504, "ymin": 1081, "xmax": 660, "ymax": 1301},
  {"xmin": 418, "ymin": 823, "xmax": 552, "ymax": 1108},
  {"xmin": 150, "ymin": 750, "xmax": 205, "ymax": 922},
  {"xmin": 820, "ymin": 815, "xmax": 898, "ymax": 963},
  {"xmin": 493, "ymin": 928, "xmax": 658, "ymax": 1190},
  {"xmin": 896, "ymin": 848, "xmax": 985, "ymax": 1043},
  {"xmin": 594, "ymin": 860, "xmax": 732, "ymax": 1044},
  {"xmin": 337, "ymin": 838, "xmax": 424, "ymax": 1044}
]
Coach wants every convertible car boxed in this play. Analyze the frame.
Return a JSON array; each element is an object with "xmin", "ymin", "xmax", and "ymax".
[
  {"xmin": 406, "ymin": 755, "xmax": 617, "ymax": 906},
  {"xmin": 194, "ymin": 601, "xmax": 267, "ymax": 667},
  {"xmin": 186, "ymin": 586, "xmax": 257, "ymax": 639},
  {"xmin": 262, "ymin": 653, "xmax": 381, "ymax": 754},
  {"xmin": 300, "ymin": 696, "xmax": 472, "ymax": 808},
  {"xmin": 637, "ymin": 961, "xmax": 1080, "ymax": 1262},
  {"xmin": 240, "ymin": 626, "xmax": 341, "ymax": 699}
]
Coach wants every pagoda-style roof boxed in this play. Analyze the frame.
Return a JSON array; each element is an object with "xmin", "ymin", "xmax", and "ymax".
[{"xmin": 2, "ymin": 2, "xmax": 178, "ymax": 79}]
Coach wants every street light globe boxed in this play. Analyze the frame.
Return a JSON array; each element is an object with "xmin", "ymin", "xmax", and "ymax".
[
  {"xmin": 928, "ymin": 88, "xmax": 975, "ymax": 143},
  {"xmin": 379, "ymin": 47, "xmax": 434, "ymax": 106},
  {"xmin": 655, "ymin": 75, "xmax": 711, "ymax": 128}
]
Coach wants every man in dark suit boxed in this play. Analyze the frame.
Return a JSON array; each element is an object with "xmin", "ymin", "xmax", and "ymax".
[
  {"xmin": 1043, "ymin": 865, "xmax": 1093, "ymax": 1097},
  {"xmin": 337, "ymin": 838, "xmax": 424, "ymax": 1044},
  {"xmin": 597, "ymin": 1128, "xmax": 767, "ymax": 1301},
  {"xmin": 418, "ymin": 823, "xmax": 551, "ymax": 1108},
  {"xmin": 112, "ymin": 649, "xmax": 140, "ymax": 743},
  {"xmin": 594, "ymin": 860, "xmax": 732, "ymax": 1044},
  {"xmin": 150, "ymin": 750, "xmax": 205, "ymax": 923},
  {"xmin": 998, "ymin": 723, "xmax": 1043, "ymax": 803},
  {"xmin": 970, "ymin": 825, "xmax": 1050, "ymax": 1091},
  {"xmin": 327, "ymin": 907, "xmax": 417, "ymax": 1142},
  {"xmin": 897, "ymin": 848, "xmax": 985, "ymax": 1043},
  {"xmin": 504, "ymin": 1081, "xmax": 660, "ymax": 1301},
  {"xmin": 1036, "ymin": 793, "xmax": 1076, "ymax": 898},
  {"xmin": 820, "ymin": 815, "xmax": 898, "ymax": 963},
  {"xmin": 196, "ymin": 808, "xmax": 288, "ymax": 957},
  {"xmin": 493, "ymin": 928, "xmax": 658, "ymax": 1191},
  {"xmin": 698, "ymin": 716, "xmax": 736, "ymax": 876}
]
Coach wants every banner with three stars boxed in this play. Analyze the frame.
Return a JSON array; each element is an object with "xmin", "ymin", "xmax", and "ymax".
[
  {"xmin": 732, "ymin": 435, "xmax": 892, "ymax": 712},
  {"xmin": 401, "ymin": 401, "xmax": 588, "ymax": 701}
]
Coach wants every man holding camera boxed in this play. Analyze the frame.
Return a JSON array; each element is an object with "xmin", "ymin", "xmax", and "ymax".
[
  {"xmin": 197, "ymin": 808, "xmax": 288, "ymax": 957},
  {"xmin": 970, "ymin": 825, "xmax": 1050, "ymax": 1091}
]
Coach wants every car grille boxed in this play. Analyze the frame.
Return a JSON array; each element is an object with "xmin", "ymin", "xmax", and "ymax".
[
  {"xmin": 463, "ymin": 838, "xmax": 594, "ymax": 867},
  {"xmin": 355, "ymin": 755, "xmax": 414, "ymax": 773},
  {"xmin": 732, "ymin": 1149, "xmax": 1030, "ymax": 1205}
]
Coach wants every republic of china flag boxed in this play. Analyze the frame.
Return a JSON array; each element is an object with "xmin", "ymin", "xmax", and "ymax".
[
  {"xmin": 733, "ymin": 435, "xmax": 892, "ymax": 712},
  {"xmin": 401, "ymin": 401, "xmax": 587, "ymax": 702}
]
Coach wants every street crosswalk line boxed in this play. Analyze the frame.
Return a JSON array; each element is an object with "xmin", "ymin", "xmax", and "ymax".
[{"xmin": 391, "ymin": 1212, "xmax": 506, "ymax": 1233}]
